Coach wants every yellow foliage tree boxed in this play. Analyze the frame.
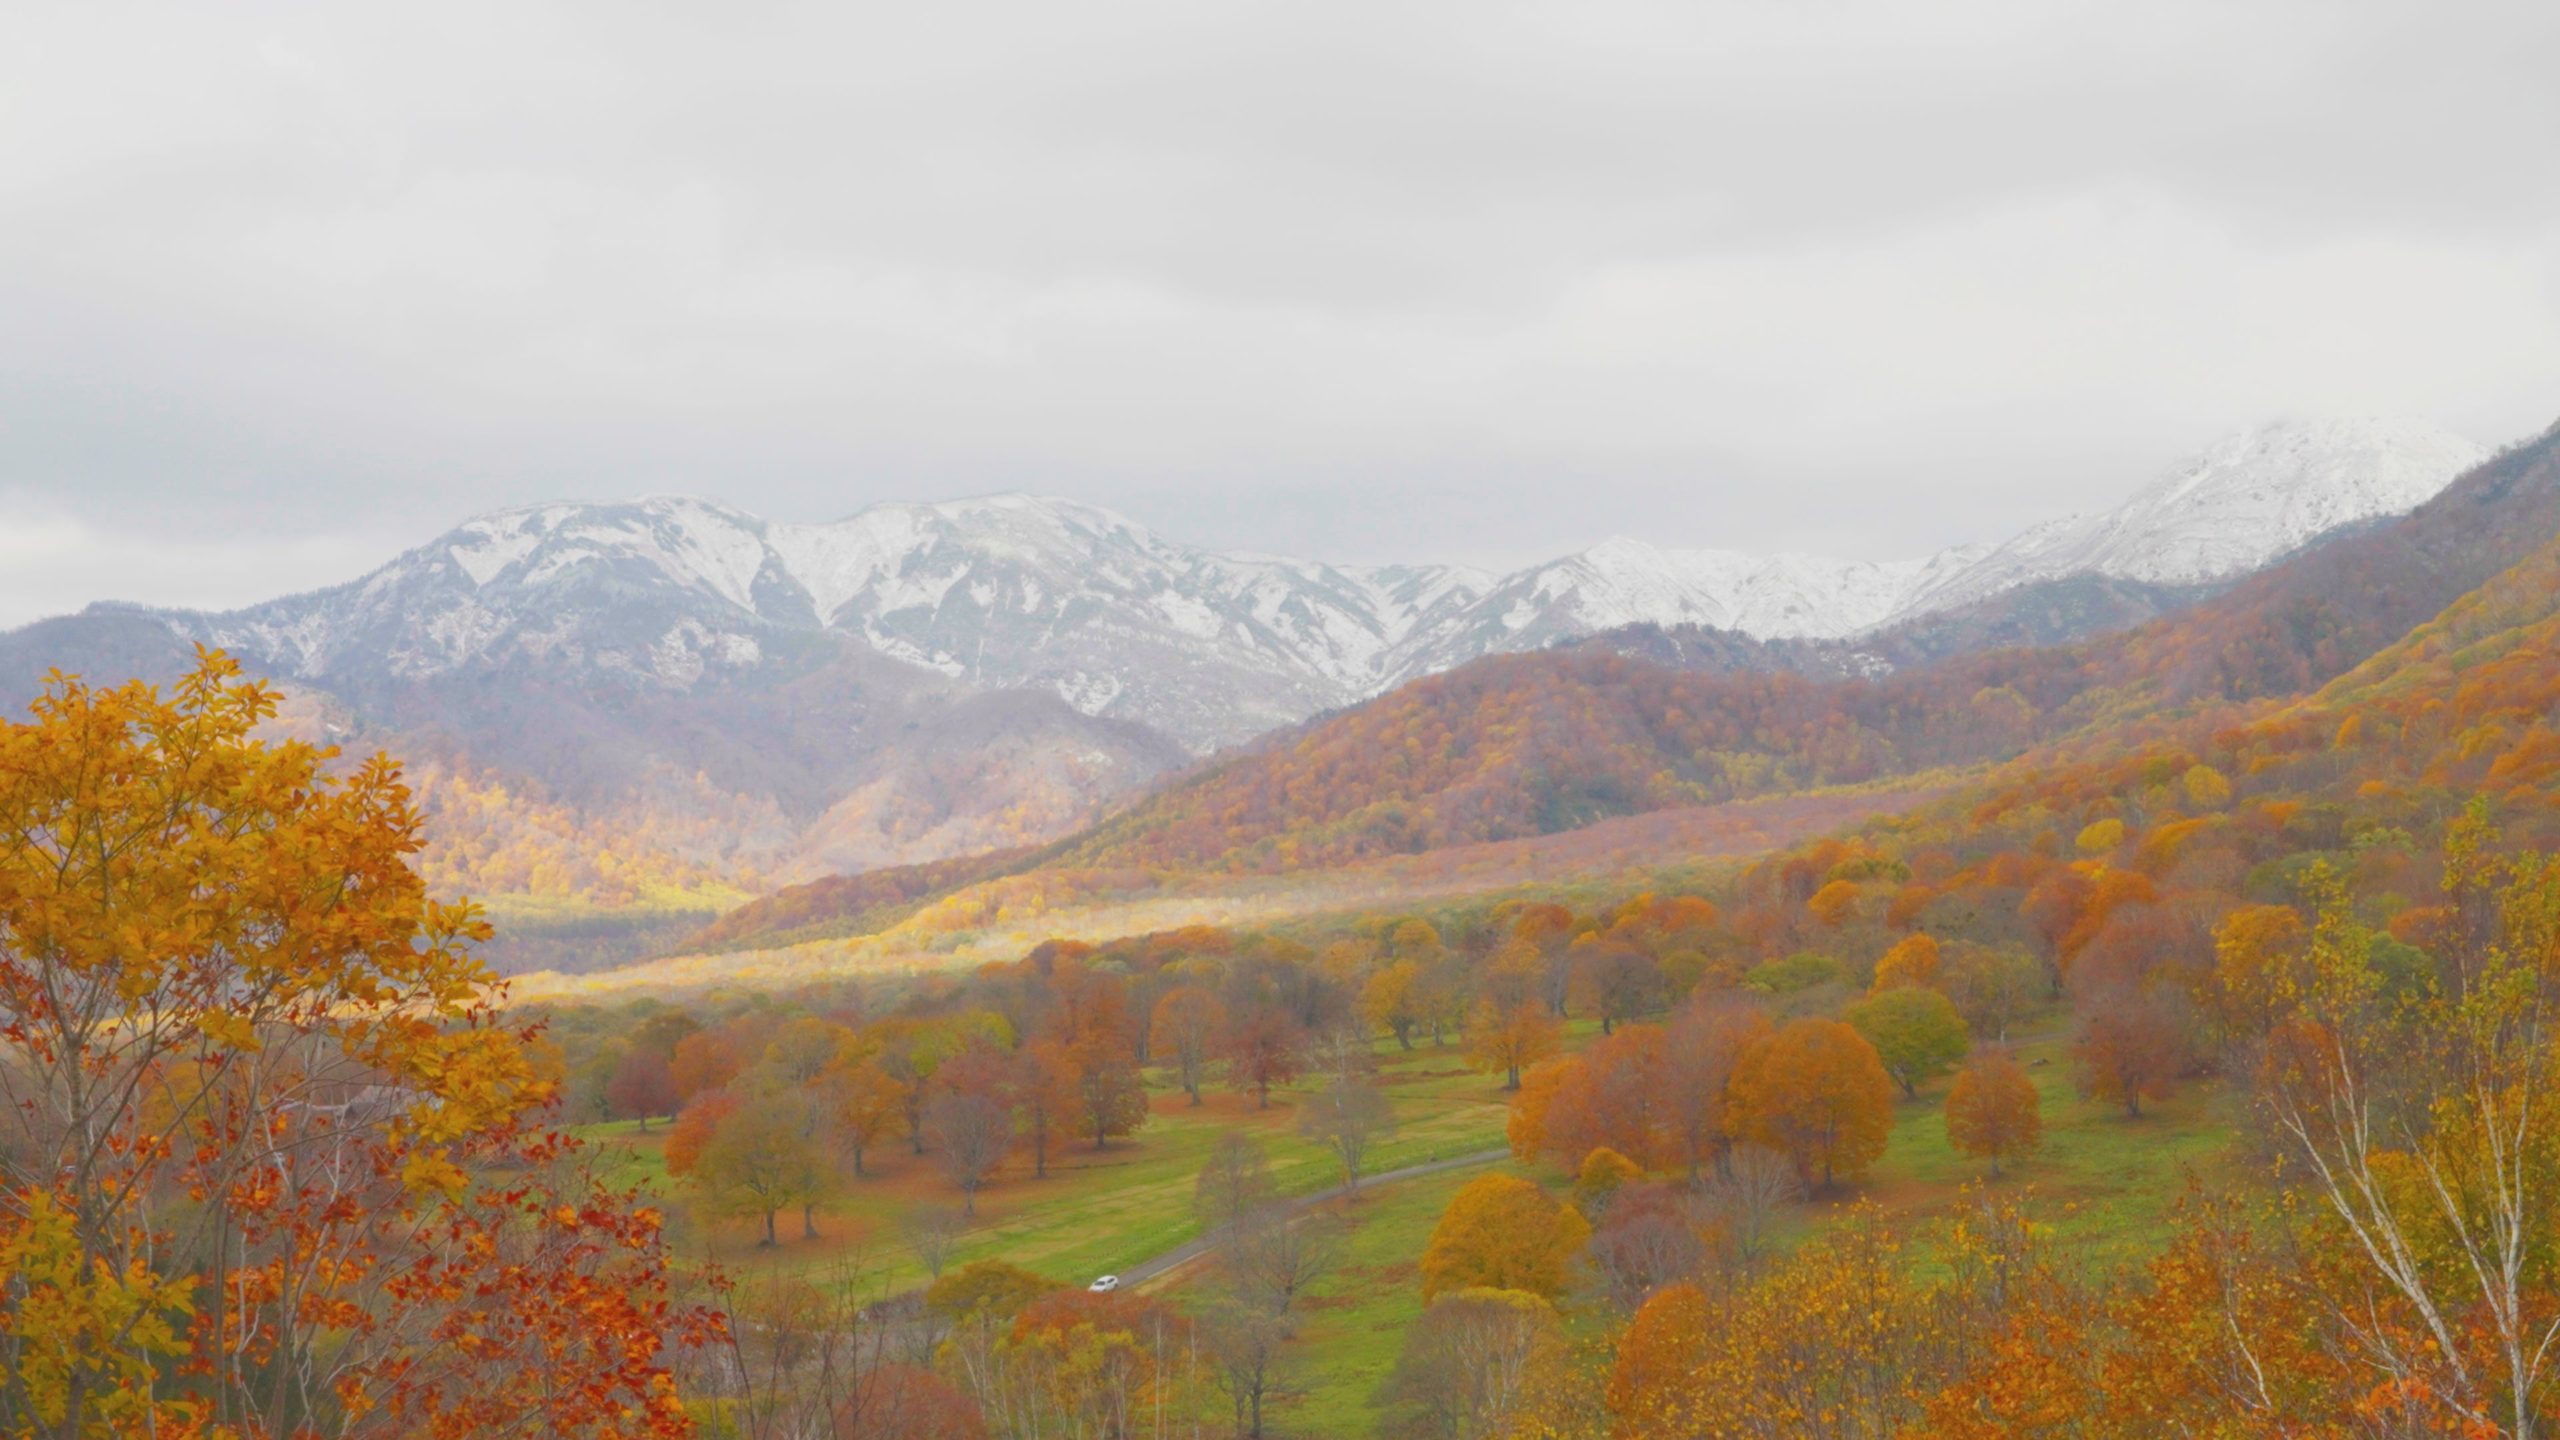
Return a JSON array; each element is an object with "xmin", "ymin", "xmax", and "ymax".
[
  {"xmin": 1361, "ymin": 959, "xmax": 1426, "ymax": 1050},
  {"xmin": 1574, "ymin": 1146, "xmax": 1643, "ymax": 1217},
  {"xmin": 0, "ymin": 653, "xmax": 705, "ymax": 1438},
  {"xmin": 2210, "ymin": 903, "xmax": 2310, "ymax": 1036},
  {"xmin": 1807, "ymin": 879, "xmax": 1864, "ymax": 928},
  {"xmin": 1465, "ymin": 1000, "xmax": 1562, "ymax": 1091},
  {"xmin": 1421, "ymin": 1175, "xmax": 1591, "ymax": 1301},
  {"xmin": 1871, "ymin": 932, "xmax": 1943, "ymax": 992},
  {"xmin": 2181, "ymin": 763, "xmax": 2232, "ymax": 810},
  {"xmin": 2074, "ymin": 818, "xmax": 2126, "ymax": 854}
]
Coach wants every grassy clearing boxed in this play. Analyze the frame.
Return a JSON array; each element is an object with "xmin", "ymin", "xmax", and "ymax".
[
  {"xmin": 581, "ymin": 1030, "xmax": 1527, "ymax": 1298},
  {"xmin": 1847, "ymin": 1030, "xmax": 2242, "ymax": 1269},
  {"xmin": 1210, "ymin": 1026, "xmax": 2242, "ymax": 1437},
  {"xmin": 588, "ymin": 1013, "xmax": 2238, "ymax": 1437},
  {"xmin": 1261, "ymin": 1162, "xmax": 1514, "ymax": 1436}
]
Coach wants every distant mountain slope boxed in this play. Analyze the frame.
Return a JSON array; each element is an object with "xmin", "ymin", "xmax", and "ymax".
[
  {"xmin": 1408, "ymin": 416, "xmax": 2483, "ymax": 672},
  {"xmin": 158, "ymin": 494, "xmax": 1492, "ymax": 752},
  {"xmin": 0, "ymin": 413, "xmax": 2492, "ymax": 967},
  {"xmin": 1568, "ymin": 573, "xmax": 2220, "ymax": 681},
  {"xmin": 38, "ymin": 414, "xmax": 2479, "ymax": 760},
  {"xmin": 1770, "ymin": 489, "xmax": 2560, "ymax": 975},
  {"xmin": 1386, "ymin": 540, "xmax": 1994, "ymax": 678},
  {"xmin": 1899, "ymin": 415, "xmax": 2486, "ymax": 615},
  {"xmin": 683, "ymin": 416, "xmax": 2552, "ymax": 952},
  {"xmin": 1065, "ymin": 419, "xmax": 2529, "ymax": 862},
  {"xmin": 0, "ymin": 611, "xmax": 1188, "ymax": 971}
]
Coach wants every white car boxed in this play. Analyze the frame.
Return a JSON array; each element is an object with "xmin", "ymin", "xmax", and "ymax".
[{"xmin": 1088, "ymin": 1275, "xmax": 1121, "ymax": 1293}]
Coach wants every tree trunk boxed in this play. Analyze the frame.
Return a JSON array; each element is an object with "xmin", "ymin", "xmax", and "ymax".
[
  {"xmin": 802, "ymin": 1203, "xmax": 818, "ymax": 1240},
  {"xmin": 761, "ymin": 1208, "xmax": 778, "ymax": 1247}
]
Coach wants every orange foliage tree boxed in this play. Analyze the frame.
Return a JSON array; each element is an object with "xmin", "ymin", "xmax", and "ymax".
[
  {"xmin": 664, "ymin": 1088, "xmax": 740, "ymax": 1175},
  {"xmin": 1219, "ymin": 1007, "xmax": 1304, "ymax": 1108},
  {"xmin": 1726, "ymin": 1018, "xmax": 1894, "ymax": 1189},
  {"xmin": 0, "ymin": 654, "xmax": 707, "ymax": 1438},
  {"xmin": 1527, "ymin": 1026, "xmax": 1673, "ymax": 1174},
  {"xmin": 1942, "ymin": 1050, "xmax": 2043, "ymax": 1177},
  {"xmin": 1360, "ymin": 959, "xmax": 1426, "ymax": 1050},
  {"xmin": 1606, "ymin": 1282, "xmax": 1711, "ymax": 1422},
  {"xmin": 2071, "ymin": 992, "xmax": 2188, "ymax": 1118},
  {"xmin": 1870, "ymin": 932, "xmax": 1942, "ymax": 992}
]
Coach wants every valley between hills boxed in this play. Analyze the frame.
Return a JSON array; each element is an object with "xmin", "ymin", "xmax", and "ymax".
[
  {"xmin": 18, "ymin": 410, "xmax": 2560, "ymax": 1437},
  {"xmin": 24, "ymin": 8, "xmax": 2560, "ymax": 1437}
]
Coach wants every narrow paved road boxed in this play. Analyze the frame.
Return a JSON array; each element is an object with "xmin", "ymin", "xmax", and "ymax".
[{"xmin": 1120, "ymin": 1147, "xmax": 1509, "ymax": 1289}]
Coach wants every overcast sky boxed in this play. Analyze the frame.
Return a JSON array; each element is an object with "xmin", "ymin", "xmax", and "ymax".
[{"xmin": 4, "ymin": 1, "xmax": 2558, "ymax": 624}]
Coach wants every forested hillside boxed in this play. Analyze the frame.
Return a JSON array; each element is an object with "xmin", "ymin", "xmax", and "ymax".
[
  {"xmin": 688, "ymin": 420, "xmax": 2560, "ymax": 954},
  {"xmin": 1071, "ymin": 418, "xmax": 2560, "ymax": 874},
  {"xmin": 522, "ymin": 488, "xmax": 2560, "ymax": 1436},
  {"xmin": 1527, "ymin": 474, "xmax": 2560, "ymax": 1434}
]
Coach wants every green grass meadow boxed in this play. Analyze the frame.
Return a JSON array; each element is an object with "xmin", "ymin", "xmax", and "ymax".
[{"xmin": 590, "ymin": 1014, "xmax": 2239, "ymax": 1437}]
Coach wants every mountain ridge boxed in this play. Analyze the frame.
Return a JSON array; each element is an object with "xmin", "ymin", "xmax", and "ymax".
[
  {"xmin": 84, "ymin": 415, "xmax": 2486, "ymax": 755},
  {"xmin": 668, "ymin": 411, "xmax": 2555, "ymax": 958},
  {"xmin": 0, "ymin": 413, "xmax": 2497, "ymax": 967}
]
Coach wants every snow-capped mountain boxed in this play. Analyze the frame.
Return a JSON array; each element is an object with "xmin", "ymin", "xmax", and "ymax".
[
  {"xmin": 0, "ymin": 411, "xmax": 2489, "ymax": 966},
  {"xmin": 138, "ymin": 415, "xmax": 2485, "ymax": 754},
  {"xmin": 1385, "ymin": 416, "xmax": 2484, "ymax": 682},
  {"xmin": 1896, "ymin": 417, "xmax": 2491, "ymax": 618},
  {"xmin": 1391, "ymin": 540, "xmax": 1996, "ymax": 681},
  {"xmin": 169, "ymin": 494, "xmax": 1491, "ymax": 751}
]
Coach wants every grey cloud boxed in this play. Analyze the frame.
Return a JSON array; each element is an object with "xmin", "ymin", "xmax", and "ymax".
[{"xmin": 2, "ymin": 0, "xmax": 2557, "ymax": 605}]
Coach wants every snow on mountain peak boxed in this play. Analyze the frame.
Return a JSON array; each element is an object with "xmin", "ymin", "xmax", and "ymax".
[
  {"xmin": 2086, "ymin": 416, "xmax": 2488, "ymax": 585},
  {"xmin": 1895, "ymin": 415, "xmax": 2486, "ymax": 619},
  {"xmin": 135, "ymin": 416, "xmax": 2490, "ymax": 752}
]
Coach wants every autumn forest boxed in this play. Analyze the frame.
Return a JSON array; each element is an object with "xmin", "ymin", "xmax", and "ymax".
[
  {"xmin": 24, "ymin": 0, "xmax": 2560, "ymax": 1433},
  {"xmin": 3, "ymin": 414, "xmax": 2558, "ymax": 1440}
]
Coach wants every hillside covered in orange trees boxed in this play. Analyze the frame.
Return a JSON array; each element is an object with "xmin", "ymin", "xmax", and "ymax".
[
  {"xmin": 531, "ymin": 476, "xmax": 2560, "ymax": 1435},
  {"xmin": 684, "ymin": 420, "xmax": 2560, "ymax": 955}
]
